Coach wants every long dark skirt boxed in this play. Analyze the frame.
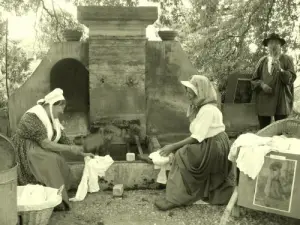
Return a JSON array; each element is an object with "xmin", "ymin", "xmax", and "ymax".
[
  {"xmin": 25, "ymin": 140, "xmax": 74, "ymax": 208},
  {"xmin": 166, "ymin": 132, "xmax": 235, "ymax": 205}
]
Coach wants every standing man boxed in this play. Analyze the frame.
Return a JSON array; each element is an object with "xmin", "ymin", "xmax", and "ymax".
[{"xmin": 251, "ymin": 33, "xmax": 296, "ymax": 129}]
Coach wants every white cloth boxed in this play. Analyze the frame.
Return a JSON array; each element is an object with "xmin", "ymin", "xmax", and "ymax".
[
  {"xmin": 229, "ymin": 133, "xmax": 300, "ymax": 179},
  {"xmin": 17, "ymin": 184, "xmax": 62, "ymax": 211},
  {"xmin": 236, "ymin": 145, "xmax": 272, "ymax": 179},
  {"xmin": 270, "ymin": 135, "xmax": 300, "ymax": 154},
  {"xmin": 189, "ymin": 104, "xmax": 225, "ymax": 143},
  {"xmin": 228, "ymin": 133, "xmax": 272, "ymax": 162},
  {"xmin": 229, "ymin": 133, "xmax": 272, "ymax": 179},
  {"xmin": 27, "ymin": 104, "xmax": 63, "ymax": 143},
  {"xmin": 70, "ymin": 155, "xmax": 114, "ymax": 202},
  {"xmin": 268, "ymin": 56, "xmax": 273, "ymax": 74},
  {"xmin": 149, "ymin": 151, "xmax": 173, "ymax": 184}
]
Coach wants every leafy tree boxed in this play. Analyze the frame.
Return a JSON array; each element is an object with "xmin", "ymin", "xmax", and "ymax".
[
  {"xmin": 0, "ymin": 37, "xmax": 33, "ymax": 105},
  {"xmin": 158, "ymin": 0, "xmax": 300, "ymax": 101},
  {"xmin": 1, "ymin": 0, "xmax": 139, "ymax": 47}
]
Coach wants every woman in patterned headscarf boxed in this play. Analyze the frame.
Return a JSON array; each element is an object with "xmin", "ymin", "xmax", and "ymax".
[
  {"xmin": 155, "ymin": 75, "xmax": 234, "ymax": 211},
  {"xmin": 12, "ymin": 88, "xmax": 93, "ymax": 211}
]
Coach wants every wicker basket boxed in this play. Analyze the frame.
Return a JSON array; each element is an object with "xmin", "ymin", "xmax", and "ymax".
[
  {"xmin": 18, "ymin": 185, "xmax": 64, "ymax": 225},
  {"xmin": 19, "ymin": 208, "xmax": 54, "ymax": 225},
  {"xmin": 256, "ymin": 118, "xmax": 300, "ymax": 138}
]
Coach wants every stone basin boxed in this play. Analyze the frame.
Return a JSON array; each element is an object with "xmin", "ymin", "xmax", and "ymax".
[
  {"xmin": 69, "ymin": 160, "xmax": 161, "ymax": 190},
  {"xmin": 68, "ymin": 135, "xmax": 165, "ymax": 190}
]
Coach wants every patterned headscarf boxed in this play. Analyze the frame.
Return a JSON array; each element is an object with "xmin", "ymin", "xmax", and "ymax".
[{"xmin": 181, "ymin": 75, "xmax": 218, "ymax": 121}]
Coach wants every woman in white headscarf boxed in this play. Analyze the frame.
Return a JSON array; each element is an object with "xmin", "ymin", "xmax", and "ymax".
[
  {"xmin": 154, "ymin": 75, "xmax": 234, "ymax": 211},
  {"xmin": 12, "ymin": 88, "xmax": 93, "ymax": 211}
]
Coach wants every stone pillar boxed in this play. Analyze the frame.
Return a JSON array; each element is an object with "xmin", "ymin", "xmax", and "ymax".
[{"xmin": 78, "ymin": 6, "xmax": 158, "ymax": 141}]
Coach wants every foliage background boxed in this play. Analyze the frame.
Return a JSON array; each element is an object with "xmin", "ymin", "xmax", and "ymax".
[{"xmin": 0, "ymin": 0, "xmax": 300, "ymax": 105}]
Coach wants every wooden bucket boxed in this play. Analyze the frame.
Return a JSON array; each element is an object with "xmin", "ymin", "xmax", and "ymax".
[
  {"xmin": 0, "ymin": 133, "xmax": 18, "ymax": 225},
  {"xmin": 0, "ymin": 164, "xmax": 18, "ymax": 225}
]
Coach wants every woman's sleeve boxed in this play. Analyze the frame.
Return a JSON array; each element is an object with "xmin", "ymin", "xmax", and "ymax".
[
  {"xmin": 279, "ymin": 56, "xmax": 296, "ymax": 85},
  {"xmin": 58, "ymin": 130, "xmax": 73, "ymax": 145},
  {"xmin": 190, "ymin": 107, "xmax": 214, "ymax": 143},
  {"xmin": 18, "ymin": 113, "xmax": 48, "ymax": 144}
]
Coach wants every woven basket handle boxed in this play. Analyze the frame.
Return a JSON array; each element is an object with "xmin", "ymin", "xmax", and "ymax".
[{"xmin": 57, "ymin": 185, "xmax": 65, "ymax": 196}]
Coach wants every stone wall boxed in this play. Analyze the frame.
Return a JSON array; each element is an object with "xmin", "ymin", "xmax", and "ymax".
[
  {"xmin": 146, "ymin": 41, "xmax": 198, "ymax": 143},
  {"xmin": 8, "ymin": 42, "xmax": 88, "ymax": 133}
]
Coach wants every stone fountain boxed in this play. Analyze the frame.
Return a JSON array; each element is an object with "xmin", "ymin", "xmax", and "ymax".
[{"xmin": 8, "ymin": 6, "xmax": 201, "ymax": 189}]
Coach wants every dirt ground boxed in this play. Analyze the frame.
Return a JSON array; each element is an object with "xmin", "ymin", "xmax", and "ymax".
[{"xmin": 49, "ymin": 190, "xmax": 300, "ymax": 225}]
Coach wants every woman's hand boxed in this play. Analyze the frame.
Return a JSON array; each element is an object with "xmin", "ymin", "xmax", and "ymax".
[
  {"xmin": 81, "ymin": 152, "xmax": 95, "ymax": 158},
  {"xmin": 71, "ymin": 145, "xmax": 84, "ymax": 155},
  {"xmin": 71, "ymin": 145, "xmax": 95, "ymax": 158},
  {"xmin": 159, "ymin": 144, "xmax": 176, "ymax": 157}
]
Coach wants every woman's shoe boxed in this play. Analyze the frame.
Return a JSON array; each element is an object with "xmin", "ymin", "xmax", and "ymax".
[
  {"xmin": 54, "ymin": 203, "xmax": 66, "ymax": 212},
  {"xmin": 54, "ymin": 201, "xmax": 70, "ymax": 212},
  {"xmin": 154, "ymin": 198, "xmax": 179, "ymax": 211}
]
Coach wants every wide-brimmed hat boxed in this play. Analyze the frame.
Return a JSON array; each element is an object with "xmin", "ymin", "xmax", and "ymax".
[
  {"xmin": 262, "ymin": 33, "xmax": 286, "ymax": 46},
  {"xmin": 180, "ymin": 80, "xmax": 198, "ymax": 95}
]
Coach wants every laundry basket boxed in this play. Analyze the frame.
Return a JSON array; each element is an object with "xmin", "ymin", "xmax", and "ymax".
[
  {"xmin": 256, "ymin": 118, "xmax": 300, "ymax": 138},
  {"xmin": 18, "ymin": 185, "xmax": 64, "ymax": 225},
  {"xmin": 219, "ymin": 118, "xmax": 300, "ymax": 225}
]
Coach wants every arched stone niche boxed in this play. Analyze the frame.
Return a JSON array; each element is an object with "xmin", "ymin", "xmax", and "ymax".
[{"xmin": 50, "ymin": 58, "xmax": 89, "ymax": 113}]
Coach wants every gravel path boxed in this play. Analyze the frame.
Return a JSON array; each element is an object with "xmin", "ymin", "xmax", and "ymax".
[{"xmin": 49, "ymin": 190, "xmax": 300, "ymax": 225}]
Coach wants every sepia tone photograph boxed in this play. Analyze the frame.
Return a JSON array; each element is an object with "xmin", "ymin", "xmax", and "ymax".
[
  {"xmin": 1, "ymin": 0, "xmax": 300, "ymax": 224},
  {"xmin": 253, "ymin": 157, "xmax": 296, "ymax": 213}
]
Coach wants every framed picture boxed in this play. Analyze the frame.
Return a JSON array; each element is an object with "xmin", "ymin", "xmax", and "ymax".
[
  {"xmin": 253, "ymin": 156, "xmax": 297, "ymax": 213},
  {"xmin": 233, "ymin": 78, "xmax": 253, "ymax": 103}
]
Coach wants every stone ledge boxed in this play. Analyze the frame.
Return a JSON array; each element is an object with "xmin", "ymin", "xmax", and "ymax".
[
  {"xmin": 69, "ymin": 161, "xmax": 160, "ymax": 190},
  {"xmin": 89, "ymin": 36, "xmax": 147, "ymax": 40},
  {"xmin": 77, "ymin": 6, "xmax": 158, "ymax": 22}
]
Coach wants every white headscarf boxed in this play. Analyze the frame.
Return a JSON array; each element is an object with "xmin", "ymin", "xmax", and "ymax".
[
  {"xmin": 32, "ymin": 88, "xmax": 65, "ymax": 142},
  {"xmin": 37, "ymin": 88, "xmax": 65, "ymax": 123},
  {"xmin": 181, "ymin": 75, "xmax": 218, "ymax": 121}
]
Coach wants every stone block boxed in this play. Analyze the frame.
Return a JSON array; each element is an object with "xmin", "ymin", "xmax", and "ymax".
[
  {"xmin": 113, "ymin": 184, "xmax": 124, "ymax": 197},
  {"xmin": 77, "ymin": 6, "xmax": 158, "ymax": 22},
  {"xmin": 222, "ymin": 103, "xmax": 259, "ymax": 137},
  {"xmin": 77, "ymin": 6, "xmax": 158, "ymax": 37}
]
